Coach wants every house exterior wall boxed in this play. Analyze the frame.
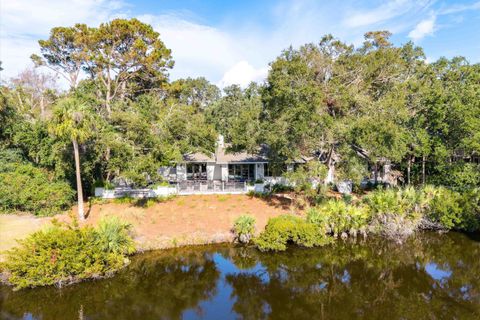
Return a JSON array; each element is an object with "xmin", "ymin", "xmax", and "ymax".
[
  {"xmin": 213, "ymin": 164, "xmax": 222, "ymax": 180},
  {"xmin": 220, "ymin": 164, "xmax": 228, "ymax": 181},
  {"xmin": 255, "ymin": 163, "xmax": 265, "ymax": 180},
  {"xmin": 207, "ymin": 163, "xmax": 215, "ymax": 180}
]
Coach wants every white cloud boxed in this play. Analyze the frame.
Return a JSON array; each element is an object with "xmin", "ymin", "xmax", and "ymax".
[
  {"xmin": 0, "ymin": 0, "xmax": 125, "ymax": 80},
  {"xmin": 137, "ymin": 14, "xmax": 241, "ymax": 84},
  {"xmin": 218, "ymin": 61, "xmax": 269, "ymax": 88},
  {"xmin": 439, "ymin": 1, "xmax": 480, "ymax": 15},
  {"xmin": 343, "ymin": 0, "xmax": 432, "ymax": 28},
  {"xmin": 408, "ymin": 15, "xmax": 436, "ymax": 41},
  {"xmin": 1, "ymin": 0, "xmax": 479, "ymax": 86}
]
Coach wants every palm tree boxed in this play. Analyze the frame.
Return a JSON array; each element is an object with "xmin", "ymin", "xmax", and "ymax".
[{"xmin": 49, "ymin": 97, "xmax": 95, "ymax": 220}]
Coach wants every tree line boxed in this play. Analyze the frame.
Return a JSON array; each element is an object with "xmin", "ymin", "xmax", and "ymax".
[{"xmin": 0, "ymin": 20, "xmax": 479, "ymax": 218}]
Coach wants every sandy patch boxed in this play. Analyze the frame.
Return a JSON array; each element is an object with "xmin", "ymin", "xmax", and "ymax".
[{"xmin": 0, "ymin": 214, "xmax": 53, "ymax": 258}]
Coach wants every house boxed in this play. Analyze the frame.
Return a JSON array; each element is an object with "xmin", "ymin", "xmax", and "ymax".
[{"xmin": 160, "ymin": 135, "xmax": 301, "ymax": 186}]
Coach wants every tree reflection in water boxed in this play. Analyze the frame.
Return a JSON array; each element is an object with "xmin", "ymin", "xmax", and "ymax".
[{"xmin": 1, "ymin": 232, "xmax": 479, "ymax": 319}]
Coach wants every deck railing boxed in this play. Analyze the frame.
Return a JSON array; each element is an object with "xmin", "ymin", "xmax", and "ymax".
[{"xmin": 177, "ymin": 180, "xmax": 246, "ymax": 194}]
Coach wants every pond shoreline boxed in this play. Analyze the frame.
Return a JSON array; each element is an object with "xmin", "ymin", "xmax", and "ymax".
[{"xmin": 2, "ymin": 231, "xmax": 480, "ymax": 319}]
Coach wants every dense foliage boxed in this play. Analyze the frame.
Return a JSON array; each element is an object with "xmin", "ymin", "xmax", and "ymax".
[
  {"xmin": 257, "ymin": 186, "xmax": 480, "ymax": 251},
  {"xmin": 307, "ymin": 200, "xmax": 370, "ymax": 238},
  {"xmin": 256, "ymin": 186, "xmax": 480, "ymax": 250},
  {"xmin": 0, "ymin": 150, "xmax": 74, "ymax": 215},
  {"xmin": 0, "ymin": 217, "xmax": 135, "ymax": 289},
  {"xmin": 0, "ymin": 19, "xmax": 478, "ymax": 216}
]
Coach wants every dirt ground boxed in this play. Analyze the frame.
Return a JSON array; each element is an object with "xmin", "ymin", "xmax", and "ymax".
[{"xmin": 0, "ymin": 194, "xmax": 295, "ymax": 256}]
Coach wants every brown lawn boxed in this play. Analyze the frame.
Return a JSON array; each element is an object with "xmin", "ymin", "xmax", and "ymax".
[
  {"xmin": 0, "ymin": 214, "xmax": 52, "ymax": 259},
  {"xmin": 1, "ymin": 194, "xmax": 295, "ymax": 256}
]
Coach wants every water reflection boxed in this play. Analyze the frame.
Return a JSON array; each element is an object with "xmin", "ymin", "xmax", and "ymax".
[{"xmin": 1, "ymin": 232, "xmax": 480, "ymax": 319}]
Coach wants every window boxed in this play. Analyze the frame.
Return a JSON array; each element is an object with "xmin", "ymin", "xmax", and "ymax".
[
  {"xmin": 186, "ymin": 163, "xmax": 207, "ymax": 180},
  {"xmin": 228, "ymin": 164, "xmax": 255, "ymax": 181}
]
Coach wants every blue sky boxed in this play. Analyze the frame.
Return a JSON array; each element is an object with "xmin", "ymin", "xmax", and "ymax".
[{"xmin": 1, "ymin": 0, "xmax": 480, "ymax": 87}]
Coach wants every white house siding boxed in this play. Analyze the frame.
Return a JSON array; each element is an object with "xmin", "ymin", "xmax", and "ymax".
[
  {"xmin": 207, "ymin": 163, "xmax": 215, "ymax": 180},
  {"xmin": 213, "ymin": 164, "xmax": 222, "ymax": 180},
  {"xmin": 220, "ymin": 164, "xmax": 229, "ymax": 181},
  {"xmin": 255, "ymin": 163, "xmax": 265, "ymax": 180}
]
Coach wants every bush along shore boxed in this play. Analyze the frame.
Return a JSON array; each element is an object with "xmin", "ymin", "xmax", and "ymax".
[
  {"xmin": 1, "ymin": 186, "xmax": 479, "ymax": 289},
  {"xmin": 0, "ymin": 217, "xmax": 135, "ymax": 290},
  {"xmin": 253, "ymin": 186, "xmax": 480, "ymax": 251}
]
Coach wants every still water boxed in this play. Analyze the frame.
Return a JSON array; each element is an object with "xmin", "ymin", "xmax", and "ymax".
[{"xmin": 1, "ymin": 232, "xmax": 480, "ymax": 319}]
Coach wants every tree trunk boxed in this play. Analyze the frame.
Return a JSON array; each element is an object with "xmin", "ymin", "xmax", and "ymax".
[
  {"xmin": 326, "ymin": 162, "xmax": 335, "ymax": 184},
  {"xmin": 422, "ymin": 155, "xmax": 426, "ymax": 185},
  {"xmin": 39, "ymin": 95, "xmax": 44, "ymax": 119},
  {"xmin": 324, "ymin": 147, "xmax": 335, "ymax": 185},
  {"xmin": 407, "ymin": 157, "xmax": 411, "ymax": 185},
  {"xmin": 373, "ymin": 162, "xmax": 378, "ymax": 185},
  {"xmin": 105, "ymin": 89, "xmax": 112, "ymax": 115},
  {"xmin": 73, "ymin": 139, "xmax": 85, "ymax": 220}
]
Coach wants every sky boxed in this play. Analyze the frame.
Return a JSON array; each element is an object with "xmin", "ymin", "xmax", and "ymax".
[{"xmin": 1, "ymin": 0, "xmax": 480, "ymax": 88}]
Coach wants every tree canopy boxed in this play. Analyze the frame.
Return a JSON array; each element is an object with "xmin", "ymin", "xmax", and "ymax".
[{"xmin": 0, "ymin": 21, "xmax": 479, "ymax": 215}]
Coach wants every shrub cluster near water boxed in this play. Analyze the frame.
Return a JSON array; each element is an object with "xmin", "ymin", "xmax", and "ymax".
[
  {"xmin": 255, "ymin": 215, "xmax": 332, "ymax": 251},
  {"xmin": 0, "ymin": 217, "xmax": 135, "ymax": 290},
  {"xmin": 232, "ymin": 215, "xmax": 256, "ymax": 244},
  {"xmin": 255, "ymin": 186, "xmax": 480, "ymax": 251}
]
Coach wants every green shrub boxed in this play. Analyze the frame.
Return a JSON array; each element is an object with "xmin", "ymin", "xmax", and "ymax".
[
  {"xmin": 307, "ymin": 200, "xmax": 370, "ymax": 237},
  {"xmin": 270, "ymin": 184, "xmax": 294, "ymax": 193},
  {"xmin": 427, "ymin": 187, "xmax": 463, "ymax": 229},
  {"xmin": 426, "ymin": 187, "xmax": 480, "ymax": 231},
  {"xmin": 233, "ymin": 215, "xmax": 256, "ymax": 243},
  {"xmin": 1, "ymin": 218, "xmax": 135, "ymax": 290},
  {"xmin": 151, "ymin": 181, "xmax": 170, "ymax": 188},
  {"xmin": 96, "ymin": 216, "xmax": 136, "ymax": 254},
  {"xmin": 363, "ymin": 187, "xmax": 419, "ymax": 219},
  {"xmin": 0, "ymin": 161, "xmax": 74, "ymax": 216},
  {"xmin": 431, "ymin": 163, "xmax": 480, "ymax": 190},
  {"xmin": 113, "ymin": 196, "xmax": 135, "ymax": 204},
  {"xmin": 255, "ymin": 215, "xmax": 331, "ymax": 252},
  {"xmin": 362, "ymin": 187, "xmax": 423, "ymax": 238},
  {"xmin": 460, "ymin": 189, "xmax": 480, "ymax": 232},
  {"xmin": 93, "ymin": 180, "xmax": 114, "ymax": 190}
]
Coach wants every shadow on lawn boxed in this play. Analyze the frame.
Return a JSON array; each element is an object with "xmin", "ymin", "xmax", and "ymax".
[{"xmin": 248, "ymin": 193, "xmax": 292, "ymax": 210}]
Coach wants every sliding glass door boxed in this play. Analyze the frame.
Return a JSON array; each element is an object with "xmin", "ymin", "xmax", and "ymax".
[
  {"xmin": 228, "ymin": 164, "xmax": 255, "ymax": 181},
  {"xmin": 186, "ymin": 163, "xmax": 207, "ymax": 180}
]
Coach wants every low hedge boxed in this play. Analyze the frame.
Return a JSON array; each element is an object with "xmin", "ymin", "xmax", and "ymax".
[
  {"xmin": 1, "ymin": 217, "xmax": 135, "ymax": 290},
  {"xmin": 255, "ymin": 215, "xmax": 331, "ymax": 252}
]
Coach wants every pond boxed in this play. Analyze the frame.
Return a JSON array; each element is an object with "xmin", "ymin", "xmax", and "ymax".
[{"xmin": 1, "ymin": 232, "xmax": 480, "ymax": 319}]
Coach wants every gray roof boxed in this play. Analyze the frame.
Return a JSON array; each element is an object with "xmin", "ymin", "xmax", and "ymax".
[
  {"xmin": 182, "ymin": 152, "xmax": 215, "ymax": 163},
  {"xmin": 181, "ymin": 138, "xmax": 309, "ymax": 164},
  {"xmin": 215, "ymin": 144, "xmax": 269, "ymax": 164}
]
